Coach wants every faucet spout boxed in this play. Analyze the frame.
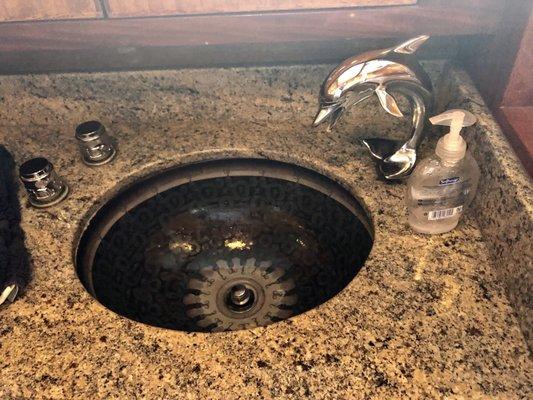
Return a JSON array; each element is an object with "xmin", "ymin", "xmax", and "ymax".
[
  {"xmin": 313, "ymin": 106, "xmax": 345, "ymax": 131},
  {"xmin": 313, "ymin": 107, "xmax": 336, "ymax": 127},
  {"xmin": 313, "ymin": 36, "xmax": 433, "ymax": 179}
]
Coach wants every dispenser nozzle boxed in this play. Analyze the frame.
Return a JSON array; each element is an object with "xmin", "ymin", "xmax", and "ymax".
[
  {"xmin": 430, "ymin": 109, "xmax": 476, "ymax": 162},
  {"xmin": 429, "ymin": 109, "xmax": 476, "ymax": 127}
]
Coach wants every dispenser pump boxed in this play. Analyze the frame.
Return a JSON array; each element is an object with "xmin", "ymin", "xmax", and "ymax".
[{"xmin": 429, "ymin": 109, "xmax": 476, "ymax": 162}]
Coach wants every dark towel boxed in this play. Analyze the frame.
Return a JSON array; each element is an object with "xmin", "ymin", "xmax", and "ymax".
[{"xmin": 0, "ymin": 146, "xmax": 30, "ymax": 306}]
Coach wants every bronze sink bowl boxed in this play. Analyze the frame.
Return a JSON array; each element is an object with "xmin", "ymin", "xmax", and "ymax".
[{"xmin": 75, "ymin": 159, "xmax": 373, "ymax": 332}]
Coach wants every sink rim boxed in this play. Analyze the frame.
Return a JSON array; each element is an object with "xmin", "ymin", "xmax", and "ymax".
[{"xmin": 74, "ymin": 157, "xmax": 374, "ymax": 315}]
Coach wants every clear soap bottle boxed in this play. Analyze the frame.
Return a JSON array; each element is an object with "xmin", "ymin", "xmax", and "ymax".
[{"xmin": 406, "ymin": 109, "xmax": 480, "ymax": 234}]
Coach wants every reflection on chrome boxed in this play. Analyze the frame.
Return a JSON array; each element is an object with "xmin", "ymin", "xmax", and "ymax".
[{"xmin": 313, "ymin": 35, "xmax": 434, "ymax": 179}]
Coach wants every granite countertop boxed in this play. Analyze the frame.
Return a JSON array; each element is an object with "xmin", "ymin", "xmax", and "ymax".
[{"xmin": 0, "ymin": 62, "xmax": 531, "ymax": 399}]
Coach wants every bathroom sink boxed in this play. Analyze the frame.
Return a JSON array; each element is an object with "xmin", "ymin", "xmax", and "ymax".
[{"xmin": 75, "ymin": 159, "xmax": 373, "ymax": 332}]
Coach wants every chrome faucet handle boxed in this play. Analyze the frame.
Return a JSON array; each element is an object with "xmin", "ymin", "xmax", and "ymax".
[{"xmin": 313, "ymin": 35, "xmax": 433, "ymax": 179}]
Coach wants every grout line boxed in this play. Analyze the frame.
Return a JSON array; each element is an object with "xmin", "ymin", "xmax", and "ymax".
[{"xmin": 98, "ymin": 0, "xmax": 109, "ymax": 18}]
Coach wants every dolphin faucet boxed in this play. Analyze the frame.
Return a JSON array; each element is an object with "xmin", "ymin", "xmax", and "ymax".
[{"xmin": 313, "ymin": 35, "xmax": 433, "ymax": 179}]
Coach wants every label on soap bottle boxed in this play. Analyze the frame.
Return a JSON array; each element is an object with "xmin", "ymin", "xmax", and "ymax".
[
  {"xmin": 438, "ymin": 177, "xmax": 460, "ymax": 186},
  {"xmin": 427, "ymin": 205, "xmax": 463, "ymax": 221}
]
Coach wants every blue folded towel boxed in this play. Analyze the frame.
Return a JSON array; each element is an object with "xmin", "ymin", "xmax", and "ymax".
[{"xmin": 0, "ymin": 146, "xmax": 30, "ymax": 306}]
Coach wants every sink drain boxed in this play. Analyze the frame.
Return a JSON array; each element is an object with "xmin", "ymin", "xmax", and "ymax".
[
  {"xmin": 226, "ymin": 284, "xmax": 256, "ymax": 313},
  {"xmin": 184, "ymin": 255, "xmax": 297, "ymax": 332}
]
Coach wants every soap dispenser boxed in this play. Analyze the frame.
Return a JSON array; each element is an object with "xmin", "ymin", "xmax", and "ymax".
[{"xmin": 406, "ymin": 109, "xmax": 480, "ymax": 234}]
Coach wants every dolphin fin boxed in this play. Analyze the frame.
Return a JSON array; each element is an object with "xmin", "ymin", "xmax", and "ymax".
[
  {"xmin": 392, "ymin": 35, "xmax": 429, "ymax": 55},
  {"xmin": 375, "ymin": 85, "xmax": 403, "ymax": 118},
  {"xmin": 346, "ymin": 87, "xmax": 374, "ymax": 108}
]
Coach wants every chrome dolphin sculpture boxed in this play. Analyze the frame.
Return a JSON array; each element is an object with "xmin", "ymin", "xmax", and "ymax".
[{"xmin": 313, "ymin": 35, "xmax": 433, "ymax": 179}]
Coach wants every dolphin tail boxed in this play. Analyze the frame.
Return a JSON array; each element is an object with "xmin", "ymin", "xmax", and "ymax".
[{"xmin": 392, "ymin": 35, "xmax": 429, "ymax": 55}]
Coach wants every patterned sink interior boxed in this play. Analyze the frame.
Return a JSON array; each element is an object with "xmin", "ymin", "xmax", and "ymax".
[{"xmin": 76, "ymin": 159, "xmax": 373, "ymax": 332}]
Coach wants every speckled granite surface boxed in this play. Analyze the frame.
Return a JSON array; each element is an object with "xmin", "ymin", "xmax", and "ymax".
[
  {"xmin": 439, "ymin": 67, "xmax": 533, "ymax": 352},
  {"xmin": 0, "ymin": 62, "xmax": 531, "ymax": 399}
]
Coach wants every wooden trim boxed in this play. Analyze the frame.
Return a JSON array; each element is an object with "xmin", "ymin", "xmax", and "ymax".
[
  {"xmin": 0, "ymin": 0, "xmax": 504, "ymax": 74},
  {"xmin": 103, "ymin": 0, "xmax": 417, "ymax": 18},
  {"xmin": 0, "ymin": 2, "xmax": 504, "ymax": 52},
  {"xmin": 0, "ymin": 36, "xmax": 483, "ymax": 74}
]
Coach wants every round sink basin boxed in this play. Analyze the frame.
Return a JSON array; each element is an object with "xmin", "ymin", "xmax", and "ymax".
[{"xmin": 76, "ymin": 159, "xmax": 373, "ymax": 332}]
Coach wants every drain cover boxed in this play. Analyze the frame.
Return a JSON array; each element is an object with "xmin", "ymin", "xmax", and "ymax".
[{"xmin": 184, "ymin": 255, "xmax": 297, "ymax": 332}]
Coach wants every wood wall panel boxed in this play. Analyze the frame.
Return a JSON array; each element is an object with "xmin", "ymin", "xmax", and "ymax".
[
  {"xmin": 461, "ymin": 0, "xmax": 532, "ymax": 109},
  {"xmin": 461, "ymin": 1, "xmax": 532, "ymax": 175},
  {"xmin": 502, "ymin": 11, "xmax": 533, "ymax": 107},
  {"xmin": 0, "ymin": 0, "xmax": 102, "ymax": 22},
  {"xmin": 104, "ymin": 0, "xmax": 416, "ymax": 18}
]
